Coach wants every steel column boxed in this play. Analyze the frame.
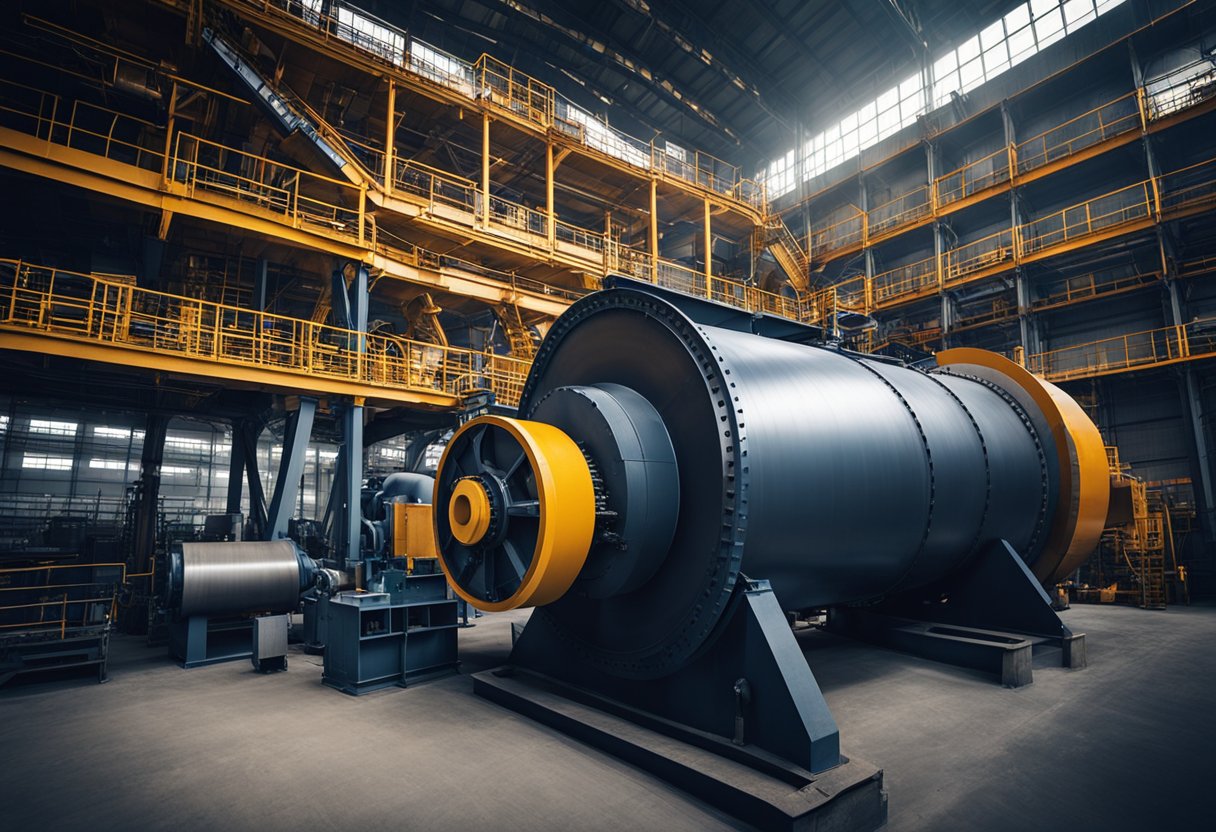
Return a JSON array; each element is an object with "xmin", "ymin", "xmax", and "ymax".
[
  {"xmin": 132, "ymin": 413, "xmax": 168, "ymax": 576},
  {"xmin": 265, "ymin": 397, "xmax": 317, "ymax": 540},
  {"xmin": 241, "ymin": 421, "xmax": 268, "ymax": 539},
  {"xmin": 254, "ymin": 258, "xmax": 269, "ymax": 311},
  {"xmin": 342, "ymin": 398, "xmax": 365, "ymax": 567},
  {"xmin": 226, "ymin": 418, "xmax": 247, "ymax": 515},
  {"xmin": 1182, "ymin": 367, "xmax": 1215, "ymax": 540}
]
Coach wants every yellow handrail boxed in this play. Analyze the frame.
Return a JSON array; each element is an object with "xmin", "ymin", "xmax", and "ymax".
[
  {"xmin": 1025, "ymin": 319, "xmax": 1213, "ymax": 381},
  {"xmin": 0, "ymin": 259, "xmax": 531, "ymax": 407},
  {"xmin": 934, "ymin": 146, "xmax": 1012, "ymax": 207},
  {"xmin": 1015, "ymin": 92, "xmax": 1140, "ymax": 174}
]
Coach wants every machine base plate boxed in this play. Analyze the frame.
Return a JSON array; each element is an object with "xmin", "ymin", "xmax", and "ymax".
[{"xmin": 473, "ymin": 667, "xmax": 888, "ymax": 832}]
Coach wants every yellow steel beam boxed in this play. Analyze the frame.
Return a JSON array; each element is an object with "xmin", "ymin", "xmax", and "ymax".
[{"xmin": 0, "ymin": 329, "xmax": 461, "ymax": 408}]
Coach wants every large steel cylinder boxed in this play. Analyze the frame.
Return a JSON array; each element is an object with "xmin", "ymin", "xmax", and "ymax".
[
  {"xmin": 169, "ymin": 540, "xmax": 316, "ymax": 617},
  {"xmin": 434, "ymin": 287, "xmax": 1108, "ymax": 679}
]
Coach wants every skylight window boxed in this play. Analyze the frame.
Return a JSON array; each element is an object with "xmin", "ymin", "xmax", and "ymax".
[{"xmin": 761, "ymin": 0, "xmax": 1127, "ymax": 198}]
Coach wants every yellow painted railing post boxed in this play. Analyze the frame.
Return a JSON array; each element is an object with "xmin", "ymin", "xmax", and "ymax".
[
  {"xmin": 481, "ymin": 112, "xmax": 490, "ymax": 226},
  {"xmin": 292, "ymin": 172, "xmax": 300, "ymax": 227},
  {"xmin": 1148, "ymin": 176, "xmax": 1162, "ymax": 221},
  {"xmin": 161, "ymin": 81, "xmax": 178, "ymax": 183},
  {"xmin": 546, "ymin": 141, "xmax": 556, "ymax": 249},
  {"xmin": 649, "ymin": 178, "xmax": 659, "ymax": 285},
  {"xmin": 384, "ymin": 79, "xmax": 395, "ymax": 194},
  {"xmin": 703, "ymin": 197, "xmax": 712, "ymax": 298},
  {"xmin": 212, "ymin": 301, "xmax": 220, "ymax": 359},
  {"xmin": 358, "ymin": 180, "xmax": 367, "ymax": 243}
]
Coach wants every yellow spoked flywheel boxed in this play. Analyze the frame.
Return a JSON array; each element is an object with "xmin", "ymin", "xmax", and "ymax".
[{"xmin": 433, "ymin": 415, "xmax": 596, "ymax": 612}]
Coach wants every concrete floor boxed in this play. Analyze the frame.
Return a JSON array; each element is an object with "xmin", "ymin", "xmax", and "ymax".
[{"xmin": 1, "ymin": 602, "xmax": 1213, "ymax": 831}]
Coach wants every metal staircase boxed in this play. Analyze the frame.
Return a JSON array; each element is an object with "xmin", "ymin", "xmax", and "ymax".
[
  {"xmin": 759, "ymin": 216, "xmax": 810, "ymax": 293},
  {"xmin": 495, "ymin": 303, "xmax": 540, "ymax": 359}
]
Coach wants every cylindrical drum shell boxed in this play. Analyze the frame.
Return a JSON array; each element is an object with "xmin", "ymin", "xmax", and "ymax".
[
  {"xmin": 519, "ymin": 289, "xmax": 1052, "ymax": 678},
  {"xmin": 178, "ymin": 540, "xmax": 303, "ymax": 617}
]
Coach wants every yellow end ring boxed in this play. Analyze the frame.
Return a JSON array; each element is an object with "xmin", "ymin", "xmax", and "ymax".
[{"xmin": 937, "ymin": 348, "xmax": 1110, "ymax": 584}]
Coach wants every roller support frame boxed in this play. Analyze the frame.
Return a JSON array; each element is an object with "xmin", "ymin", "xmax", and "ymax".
[{"xmin": 826, "ymin": 539, "xmax": 1086, "ymax": 687}]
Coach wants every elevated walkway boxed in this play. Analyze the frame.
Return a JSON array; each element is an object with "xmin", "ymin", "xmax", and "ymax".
[{"xmin": 0, "ymin": 260, "xmax": 528, "ymax": 408}]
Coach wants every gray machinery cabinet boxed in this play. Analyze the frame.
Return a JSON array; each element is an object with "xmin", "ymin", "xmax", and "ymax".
[
  {"xmin": 321, "ymin": 571, "xmax": 458, "ymax": 695},
  {"xmin": 251, "ymin": 614, "xmax": 289, "ymax": 672}
]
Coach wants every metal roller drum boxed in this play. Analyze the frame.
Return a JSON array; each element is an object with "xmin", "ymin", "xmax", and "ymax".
[
  {"xmin": 434, "ymin": 287, "xmax": 1108, "ymax": 679},
  {"xmin": 173, "ymin": 540, "xmax": 310, "ymax": 617}
]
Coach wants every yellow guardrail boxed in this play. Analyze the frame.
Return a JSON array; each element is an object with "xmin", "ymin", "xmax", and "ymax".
[
  {"xmin": 0, "ymin": 77, "xmax": 165, "ymax": 171},
  {"xmin": 171, "ymin": 132, "xmax": 366, "ymax": 242},
  {"xmin": 1025, "ymin": 322, "xmax": 1199, "ymax": 382},
  {"xmin": 0, "ymin": 259, "xmax": 531, "ymax": 407},
  {"xmin": 0, "ymin": 74, "xmax": 796, "ymax": 326},
  {"xmin": 1019, "ymin": 181, "xmax": 1153, "ymax": 257},
  {"xmin": 872, "ymin": 256, "xmax": 937, "ymax": 308},
  {"xmin": 1016, "ymin": 93, "xmax": 1140, "ymax": 174},
  {"xmin": 0, "ymin": 563, "xmax": 126, "ymax": 639},
  {"xmin": 935, "ymin": 146, "xmax": 1012, "ymax": 207},
  {"xmin": 1033, "ymin": 269, "xmax": 1161, "ymax": 312},
  {"xmin": 944, "ymin": 228, "xmax": 1016, "ymax": 283},
  {"xmin": 808, "ymin": 206, "xmax": 865, "ymax": 260},
  {"xmin": 868, "ymin": 185, "xmax": 933, "ymax": 239}
]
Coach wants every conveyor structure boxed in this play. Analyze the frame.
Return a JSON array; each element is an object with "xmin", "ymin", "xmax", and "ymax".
[{"xmin": 432, "ymin": 279, "xmax": 1109, "ymax": 829}]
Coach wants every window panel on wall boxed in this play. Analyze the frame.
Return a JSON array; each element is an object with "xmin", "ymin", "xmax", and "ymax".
[
  {"xmin": 898, "ymin": 74, "xmax": 922, "ymax": 125},
  {"xmin": 1033, "ymin": 3, "xmax": 1066, "ymax": 50},
  {"xmin": 959, "ymin": 54, "xmax": 985, "ymax": 92},
  {"xmin": 760, "ymin": 0, "xmax": 1125, "ymax": 191},
  {"xmin": 1062, "ymin": 0, "xmax": 1097, "ymax": 31},
  {"xmin": 29, "ymin": 419, "xmax": 77, "ymax": 437},
  {"xmin": 933, "ymin": 48, "xmax": 959, "ymax": 106},
  {"xmin": 981, "ymin": 20, "xmax": 1011, "ymax": 76},
  {"xmin": 1006, "ymin": 6, "xmax": 1037, "ymax": 66}
]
